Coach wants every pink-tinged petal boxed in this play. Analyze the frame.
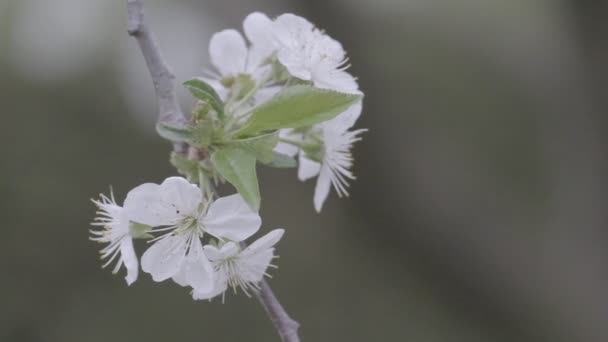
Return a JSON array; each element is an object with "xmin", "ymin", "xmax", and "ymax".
[
  {"xmin": 209, "ymin": 29, "xmax": 247, "ymax": 77},
  {"xmin": 141, "ymin": 235, "xmax": 187, "ymax": 282},
  {"xmin": 202, "ymin": 194, "xmax": 261, "ymax": 242},
  {"xmin": 298, "ymin": 154, "xmax": 321, "ymax": 181},
  {"xmin": 314, "ymin": 164, "xmax": 333, "ymax": 212}
]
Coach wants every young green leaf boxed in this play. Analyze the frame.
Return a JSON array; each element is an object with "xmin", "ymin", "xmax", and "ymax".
[
  {"xmin": 184, "ymin": 79, "xmax": 224, "ymax": 114},
  {"xmin": 211, "ymin": 147, "xmax": 260, "ymax": 210},
  {"xmin": 225, "ymin": 132, "xmax": 279, "ymax": 164},
  {"xmin": 263, "ymin": 152, "xmax": 298, "ymax": 168},
  {"xmin": 156, "ymin": 122, "xmax": 193, "ymax": 143},
  {"xmin": 238, "ymin": 85, "xmax": 361, "ymax": 135}
]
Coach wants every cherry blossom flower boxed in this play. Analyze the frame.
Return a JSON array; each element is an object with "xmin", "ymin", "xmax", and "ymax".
[
  {"xmin": 272, "ymin": 13, "xmax": 359, "ymax": 94},
  {"xmin": 192, "ymin": 229, "xmax": 285, "ymax": 301},
  {"xmin": 275, "ymin": 102, "xmax": 365, "ymax": 212},
  {"xmin": 90, "ymin": 190, "xmax": 139, "ymax": 285},
  {"xmin": 124, "ymin": 177, "xmax": 261, "ymax": 292}
]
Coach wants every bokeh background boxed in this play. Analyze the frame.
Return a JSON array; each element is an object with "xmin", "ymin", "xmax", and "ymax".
[{"xmin": 1, "ymin": 0, "xmax": 608, "ymax": 341}]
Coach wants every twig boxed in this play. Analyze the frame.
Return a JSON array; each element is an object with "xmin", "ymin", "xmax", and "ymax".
[
  {"xmin": 254, "ymin": 279, "xmax": 301, "ymax": 342},
  {"xmin": 125, "ymin": 1, "xmax": 301, "ymax": 341},
  {"xmin": 126, "ymin": 0, "xmax": 184, "ymax": 125}
]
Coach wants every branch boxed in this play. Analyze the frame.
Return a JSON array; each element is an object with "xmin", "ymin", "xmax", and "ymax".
[
  {"xmin": 254, "ymin": 279, "xmax": 301, "ymax": 342},
  {"xmin": 126, "ymin": 0, "xmax": 185, "ymax": 125},
  {"xmin": 126, "ymin": 2, "xmax": 301, "ymax": 341}
]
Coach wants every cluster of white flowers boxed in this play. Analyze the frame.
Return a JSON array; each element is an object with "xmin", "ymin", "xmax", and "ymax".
[
  {"xmin": 92, "ymin": 12, "xmax": 365, "ymax": 300},
  {"xmin": 92, "ymin": 177, "xmax": 283, "ymax": 300},
  {"xmin": 205, "ymin": 12, "xmax": 366, "ymax": 212}
]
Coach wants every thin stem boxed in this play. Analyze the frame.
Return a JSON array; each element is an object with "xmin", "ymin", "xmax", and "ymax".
[
  {"xmin": 125, "ymin": 3, "xmax": 301, "ymax": 341},
  {"xmin": 127, "ymin": 0, "xmax": 185, "ymax": 126},
  {"xmin": 254, "ymin": 279, "xmax": 301, "ymax": 342}
]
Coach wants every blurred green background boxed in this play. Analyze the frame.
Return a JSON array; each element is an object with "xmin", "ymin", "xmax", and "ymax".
[{"xmin": 1, "ymin": 0, "xmax": 608, "ymax": 341}]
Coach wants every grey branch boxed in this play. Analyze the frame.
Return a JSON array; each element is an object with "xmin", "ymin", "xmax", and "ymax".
[
  {"xmin": 125, "ymin": 1, "xmax": 301, "ymax": 341},
  {"xmin": 254, "ymin": 279, "xmax": 301, "ymax": 342},
  {"xmin": 126, "ymin": 0, "xmax": 185, "ymax": 124}
]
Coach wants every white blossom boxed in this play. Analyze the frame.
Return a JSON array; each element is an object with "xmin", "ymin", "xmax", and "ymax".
[
  {"xmin": 90, "ymin": 190, "xmax": 139, "ymax": 285},
  {"xmin": 123, "ymin": 177, "xmax": 261, "ymax": 292},
  {"xmin": 206, "ymin": 12, "xmax": 275, "ymax": 92},
  {"xmin": 275, "ymin": 102, "xmax": 365, "ymax": 212},
  {"xmin": 272, "ymin": 13, "xmax": 359, "ymax": 94},
  {"xmin": 192, "ymin": 229, "xmax": 285, "ymax": 301}
]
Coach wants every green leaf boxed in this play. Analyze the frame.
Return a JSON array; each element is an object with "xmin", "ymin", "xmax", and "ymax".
[
  {"xmin": 184, "ymin": 79, "xmax": 224, "ymax": 114},
  {"xmin": 225, "ymin": 132, "xmax": 279, "ymax": 164},
  {"xmin": 156, "ymin": 122, "xmax": 192, "ymax": 143},
  {"xmin": 263, "ymin": 152, "xmax": 297, "ymax": 168},
  {"xmin": 211, "ymin": 147, "xmax": 260, "ymax": 210},
  {"xmin": 238, "ymin": 85, "xmax": 361, "ymax": 135}
]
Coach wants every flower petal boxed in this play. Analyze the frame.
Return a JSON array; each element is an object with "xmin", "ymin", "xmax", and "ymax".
[
  {"xmin": 244, "ymin": 12, "xmax": 274, "ymax": 46},
  {"xmin": 120, "ymin": 238, "xmax": 139, "ymax": 285},
  {"xmin": 325, "ymin": 102, "xmax": 363, "ymax": 131},
  {"xmin": 239, "ymin": 248, "xmax": 275, "ymax": 283},
  {"xmin": 314, "ymin": 164, "xmax": 333, "ymax": 212},
  {"xmin": 202, "ymin": 194, "xmax": 261, "ymax": 241},
  {"xmin": 313, "ymin": 69, "xmax": 359, "ymax": 94},
  {"xmin": 204, "ymin": 242, "xmax": 240, "ymax": 261},
  {"xmin": 124, "ymin": 177, "xmax": 200, "ymax": 227},
  {"xmin": 192, "ymin": 271, "xmax": 228, "ymax": 301},
  {"xmin": 141, "ymin": 235, "xmax": 187, "ymax": 282},
  {"xmin": 184, "ymin": 240, "xmax": 215, "ymax": 292},
  {"xmin": 298, "ymin": 154, "xmax": 321, "ymax": 181},
  {"xmin": 244, "ymin": 12, "xmax": 275, "ymax": 72},
  {"xmin": 242, "ymin": 229, "xmax": 284, "ymax": 257},
  {"xmin": 209, "ymin": 29, "xmax": 247, "ymax": 77}
]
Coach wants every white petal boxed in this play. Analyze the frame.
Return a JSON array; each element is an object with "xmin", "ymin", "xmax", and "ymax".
[
  {"xmin": 124, "ymin": 177, "xmax": 200, "ymax": 227},
  {"xmin": 313, "ymin": 69, "xmax": 359, "ymax": 94},
  {"xmin": 192, "ymin": 271, "xmax": 228, "ymax": 301},
  {"xmin": 120, "ymin": 238, "xmax": 139, "ymax": 285},
  {"xmin": 314, "ymin": 164, "xmax": 333, "ymax": 212},
  {"xmin": 243, "ymin": 12, "xmax": 275, "ymax": 72},
  {"xmin": 244, "ymin": 12, "xmax": 274, "ymax": 46},
  {"xmin": 298, "ymin": 154, "xmax": 321, "ymax": 181},
  {"xmin": 209, "ymin": 29, "xmax": 247, "ymax": 77},
  {"xmin": 202, "ymin": 194, "xmax": 261, "ymax": 242},
  {"xmin": 204, "ymin": 242, "xmax": 240, "ymax": 261},
  {"xmin": 171, "ymin": 265, "xmax": 189, "ymax": 287},
  {"xmin": 277, "ymin": 50, "xmax": 312, "ymax": 80},
  {"xmin": 184, "ymin": 240, "xmax": 215, "ymax": 292},
  {"xmin": 141, "ymin": 235, "xmax": 187, "ymax": 282},
  {"xmin": 240, "ymin": 248, "xmax": 275, "ymax": 283},
  {"xmin": 242, "ymin": 229, "xmax": 284, "ymax": 257},
  {"xmin": 325, "ymin": 102, "xmax": 363, "ymax": 131},
  {"xmin": 273, "ymin": 14, "xmax": 315, "ymax": 48}
]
